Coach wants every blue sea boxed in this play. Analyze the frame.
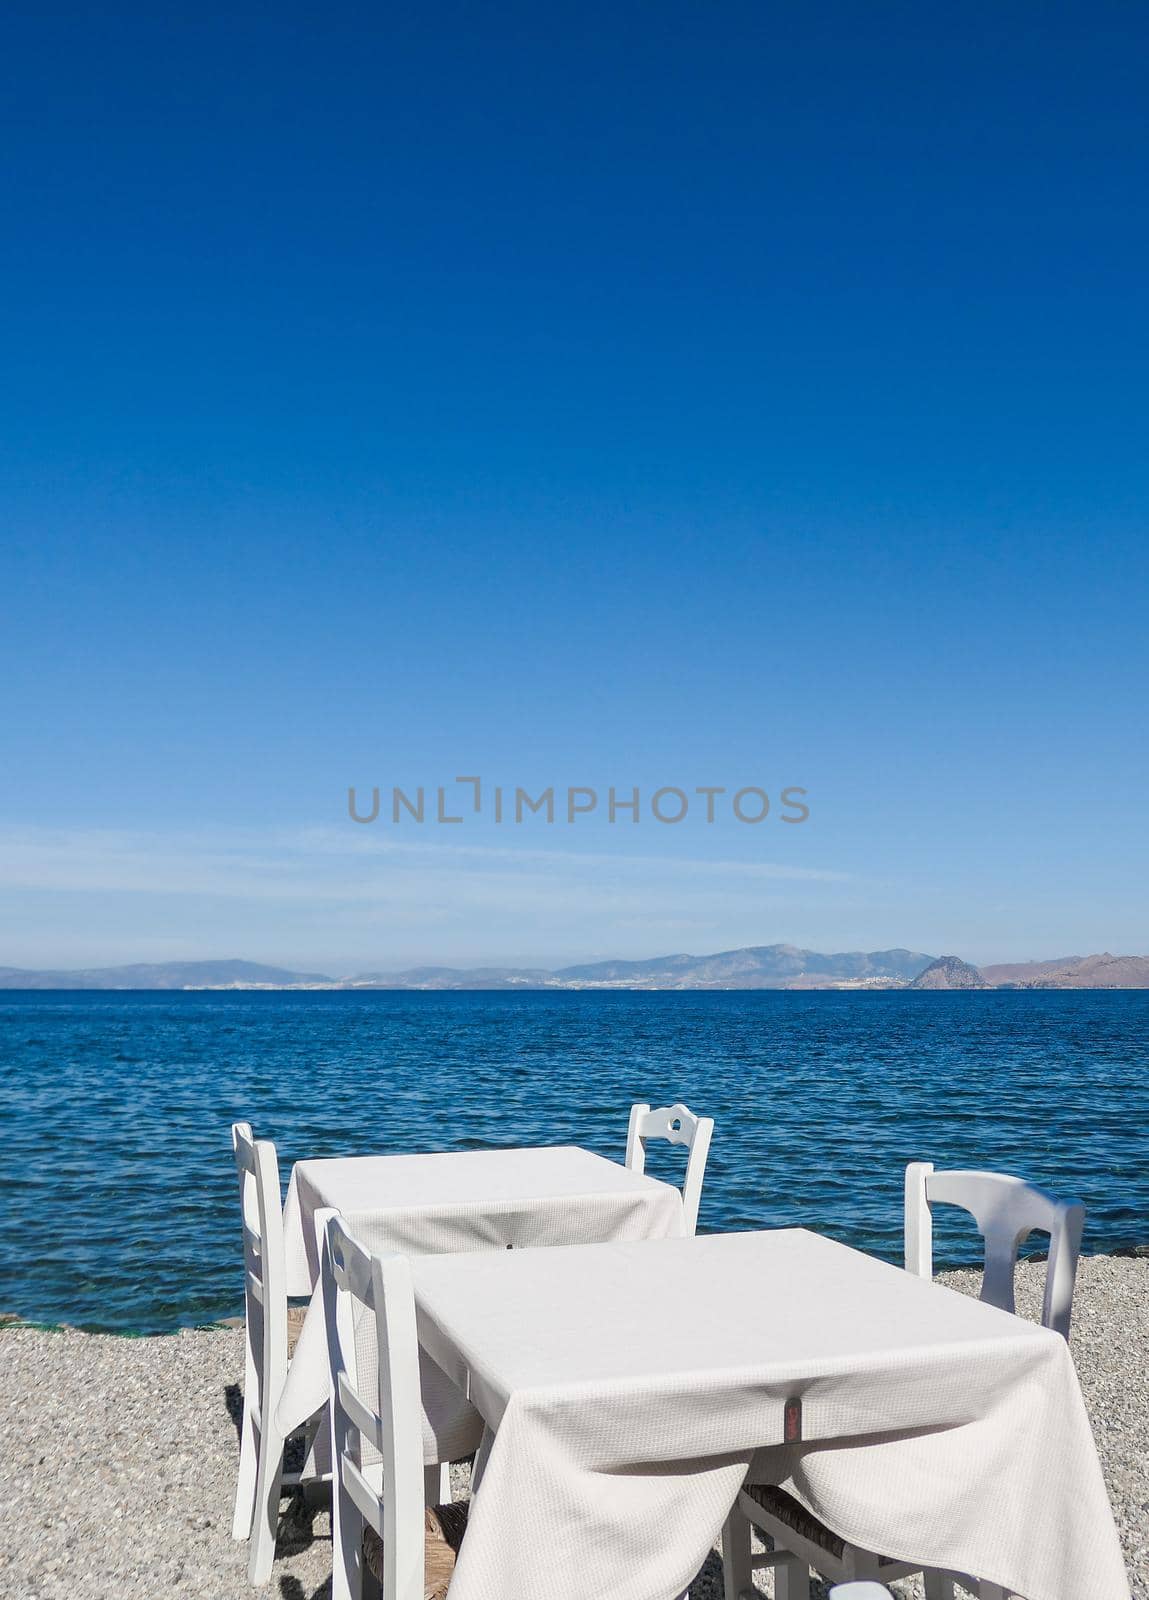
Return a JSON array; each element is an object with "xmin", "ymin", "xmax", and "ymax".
[{"xmin": 1, "ymin": 989, "xmax": 1146, "ymax": 1334}]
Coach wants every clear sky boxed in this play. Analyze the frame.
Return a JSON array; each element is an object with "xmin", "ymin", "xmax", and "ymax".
[{"xmin": 2, "ymin": 3, "xmax": 1147, "ymax": 972}]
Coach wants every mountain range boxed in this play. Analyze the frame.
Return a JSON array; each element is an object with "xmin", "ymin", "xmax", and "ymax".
[{"xmin": 2, "ymin": 946, "xmax": 1148, "ymax": 990}]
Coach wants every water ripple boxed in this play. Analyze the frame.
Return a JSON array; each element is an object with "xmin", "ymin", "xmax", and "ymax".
[{"xmin": 0, "ymin": 989, "xmax": 1146, "ymax": 1332}]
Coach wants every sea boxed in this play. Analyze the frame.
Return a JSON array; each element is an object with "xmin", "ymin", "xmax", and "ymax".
[{"xmin": 1, "ymin": 988, "xmax": 1145, "ymax": 1334}]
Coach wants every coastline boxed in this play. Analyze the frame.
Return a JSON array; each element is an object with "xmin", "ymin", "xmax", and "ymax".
[
  {"xmin": 4, "ymin": 1240, "xmax": 1148, "ymax": 1337},
  {"xmin": 5, "ymin": 982, "xmax": 1149, "ymax": 991}
]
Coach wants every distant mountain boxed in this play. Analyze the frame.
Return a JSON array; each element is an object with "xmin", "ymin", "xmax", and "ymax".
[
  {"xmin": 0, "ymin": 959, "xmax": 333, "ymax": 990},
  {"xmin": 910, "ymin": 955, "xmax": 989, "ymax": 990},
  {"xmin": 980, "ymin": 953, "xmax": 1149, "ymax": 989},
  {"xmin": 3, "ymin": 946, "xmax": 1147, "ymax": 991},
  {"xmin": 348, "ymin": 946, "xmax": 934, "ymax": 990},
  {"xmin": 0, "ymin": 946, "xmax": 933, "ymax": 991},
  {"xmin": 551, "ymin": 944, "xmax": 935, "ymax": 989}
]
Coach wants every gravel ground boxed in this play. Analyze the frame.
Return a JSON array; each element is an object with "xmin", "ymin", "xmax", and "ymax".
[{"xmin": 1, "ymin": 1255, "xmax": 1145, "ymax": 1599}]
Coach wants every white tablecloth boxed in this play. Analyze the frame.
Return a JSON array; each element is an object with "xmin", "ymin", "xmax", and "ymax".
[
  {"xmin": 276, "ymin": 1145, "xmax": 685, "ymax": 1436},
  {"xmin": 411, "ymin": 1229, "xmax": 1130, "ymax": 1600}
]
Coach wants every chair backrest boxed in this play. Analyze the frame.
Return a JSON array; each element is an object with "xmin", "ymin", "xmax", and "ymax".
[
  {"xmin": 904, "ymin": 1161, "xmax": 1085, "ymax": 1339},
  {"xmin": 231, "ymin": 1121, "xmax": 290, "ymax": 1415},
  {"xmin": 322, "ymin": 1211, "xmax": 426, "ymax": 1600},
  {"xmin": 625, "ymin": 1102, "xmax": 714, "ymax": 1235}
]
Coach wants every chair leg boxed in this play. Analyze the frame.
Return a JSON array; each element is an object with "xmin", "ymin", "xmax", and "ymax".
[
  {"xmin": 232, "ymin": 1349, "xmax": 260, "ymax": 1540},
  {"xmin": 924, "ymin": 1572, "xmax": 957, "ymax": 1600},
  {"xmin": 841, "ymin": 1544, "xmax": 885, "ymax": 1582},
  {"xmin": 775, "ymin": 1553, "xmax": 811, "ymax": 1600},
  {"xmin": 332, "ymin": 1479, "xmax": 364, "ymax": 1600},
  {"xmin": 247, "ymin": 1409, "xmax": 286, "ymax": 1585},
  {"xmin": 721, "ymin": 1502, "xmax": 752, "ymax": 1600},
  {"xmin": 424, "ymin": 1461, "xmax": 452, "ymax": 1504}
]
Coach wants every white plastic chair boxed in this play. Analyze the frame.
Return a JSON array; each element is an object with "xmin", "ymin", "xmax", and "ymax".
[
  {"xmin": 904, "ymin": 1162, "xmax": 1085, "ymax": 1339},
  {"xmin": 902, "ymin": 1164, "xmax": 1085, "ymax": 1600},
  {"xmin": 322, "ymin": 1213, "xmax": 483, "ymax": 1600},
  {"xmin": 231, "ymin": 1122, "xmax": 321, "ymax": 1584},
  {"xmin": 723, "ymin": 1165, "xmax": 1087, "ymax": 1600},
  {"xmin": 625, "ymin": 1101, "xmax": 714, "ymax": 1234},
  {"xmin": 829, "ymin": 1587, "xmax": 896, "ymax": 1600}
]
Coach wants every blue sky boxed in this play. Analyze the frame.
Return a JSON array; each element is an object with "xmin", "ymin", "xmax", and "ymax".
[{"xmin": 2, "ymin": 3, "xmax": 1147, "ymax": 971}]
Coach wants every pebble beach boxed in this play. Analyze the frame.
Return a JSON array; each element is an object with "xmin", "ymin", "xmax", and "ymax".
[{"xmin": 2, "ymin": 1255, "xmax": 1146, "ymax": 1599}]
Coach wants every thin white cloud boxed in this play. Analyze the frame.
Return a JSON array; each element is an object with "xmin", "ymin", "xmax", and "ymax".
[
  {"xmin": 0, "ymin": 822, "xmax": 858, "ymax": 969},
  {"xmin": 0, "ymin": 822, "xmax": 850, "ymax": 900}
]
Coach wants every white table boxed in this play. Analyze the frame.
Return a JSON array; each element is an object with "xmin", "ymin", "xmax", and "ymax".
[
  {"xmin": 276, "ymin": 1145, "xmax": 685, "ymax": 1436},
  {"xmin": 411, "ymin": 1230, "xmax": 1130, "ymax": 1600}
]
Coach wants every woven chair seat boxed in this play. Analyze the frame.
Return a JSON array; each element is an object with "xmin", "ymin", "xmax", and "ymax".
[
  {"xmin": 743, "ymin": 1482, "xmax": 846, "ymax": 1561},
  {"xmin": 363, "ymin": 1501, "xmax": 469, "ymax": 1600},
  {"xmin": 285, "ymin": 1304, "xmax": 307, "ymax": 1356}
]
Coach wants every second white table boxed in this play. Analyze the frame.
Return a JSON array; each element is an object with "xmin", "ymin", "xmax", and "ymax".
[{"xmin": 276, "ymin": 1143, "xmax": 685, "ymax": 1435}]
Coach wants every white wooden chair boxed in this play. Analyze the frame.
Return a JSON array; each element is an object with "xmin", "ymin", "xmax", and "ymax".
[
  {"xmin": 904, "ymin": 1162, "xmax": 1085, "ymax": 1339},
  {"xmin": 723, "ymin": 1165, "xmax": 1086, "ymax": 1600},
  {"xmin": 625, "ymin": 1101, "xmax": 714, "ymax": 1234},
  {"xmin": 231, "ymin": 1122, "xmax": 321, "ymax": 1584},
  {"xmin": 321, "ymin": 1212, "xmax": 482, "ymax": 1600}
]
